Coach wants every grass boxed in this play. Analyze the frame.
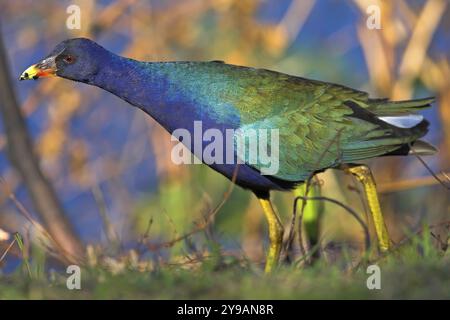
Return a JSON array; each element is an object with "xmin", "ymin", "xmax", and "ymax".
[
  {"xmin": 0, "ymin": 231, "xmax": 448, "ymax": 299},
  {"xmin": 1, "ymin": 174, "xmax": 448, "ymax": 299}
]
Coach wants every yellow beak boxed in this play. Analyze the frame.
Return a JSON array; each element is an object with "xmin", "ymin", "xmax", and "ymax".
[{"xmin": 19, "ymin": 57, "xmax": 57, "ymax": 81}]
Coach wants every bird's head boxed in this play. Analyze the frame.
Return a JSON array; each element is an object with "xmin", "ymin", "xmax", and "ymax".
[{"xmin": 19, "ymin": 38, "xmax": 108, "ymax": 83}]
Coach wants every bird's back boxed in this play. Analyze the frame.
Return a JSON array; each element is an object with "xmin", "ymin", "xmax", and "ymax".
[{"xmin": 144, "ymin": 61, "xmax": 433, "ymax": 183}]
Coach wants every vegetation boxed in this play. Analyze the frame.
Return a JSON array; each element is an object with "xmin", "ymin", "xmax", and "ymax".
[
  {"xmin": 1, "ymin": 230, "xmax": 449, "ymax": 299},
  {"xmin": 0, "ymin": 0, "xmax": 448, "ymax": 299}
]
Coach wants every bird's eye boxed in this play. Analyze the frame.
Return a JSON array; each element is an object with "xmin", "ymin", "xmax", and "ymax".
[{"xmin": 63, "ymin": 55, "xmax": 76, "ymax": 64}]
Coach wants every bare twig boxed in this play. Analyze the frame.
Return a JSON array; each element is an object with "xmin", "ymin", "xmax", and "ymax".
[
  {"xmin": 92, "ymin": 185, "xmax": 121, "ymax": 250},
  {"xmin": 289, "ymin": 129, "xmax": 344, "ymax": 260},
  {"xmin": 294, "ymin": 195, "xmax": 371, "ymax": 252},
  {"xmin": 146, "ymin": 165, "xmax": 239, "ymax": 251},
  {"xmin": 410, "ymin": 151, "xmax": 450, "ymax": 190},
  {"xmin": 137, "ymin": 217, "xmax": 153, "ymax": 253},
  {"xmin": 364, "ymin": 220, "xmax": 450, "ymax": 266},
  {"xmin": 0, "ymin": 176, "xmax": 67, "ymax": 263},
  {"xmin": 0, "ymin": 237, "xmax": 16, "ymax": 264}
]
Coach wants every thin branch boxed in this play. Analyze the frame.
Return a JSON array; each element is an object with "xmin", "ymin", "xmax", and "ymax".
[
  {"xmin": 290, "ymin": 129, "xmax": 344, "ymax": 260},
  {"xmin": 92, "ymin": 185, "xmax": 121, "ymax": 249},
  {"xmin": 0, "ymin": 237, "xmax": 16, "ymax": 264},
  {"xmin": 294, "ymin": 195, "xmax": 371, "ymax": 252},
  {"xmin": 363, "ymin": 220, "xmax": 450, "ymax": 267},
  {"xmin": 146, "ymin": 165, "xmax": 239, "ymax": 251},
  {"xmin": 0, "ymin": 176, "xmax": 66, "ymax": 263},
  {"xmin": 410, "ymin": 151, "xmax": 450, "ymax": 190}
]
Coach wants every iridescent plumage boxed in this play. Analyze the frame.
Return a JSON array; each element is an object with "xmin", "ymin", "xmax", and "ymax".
[{"xmin": 20, "ymin": 38, "xmax": 436, "ymax": 272}]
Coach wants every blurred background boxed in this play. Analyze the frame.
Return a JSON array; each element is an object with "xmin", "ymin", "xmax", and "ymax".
[{"xmin": 0, "ymin": 0, "xmax": 448, "ymax": 271}]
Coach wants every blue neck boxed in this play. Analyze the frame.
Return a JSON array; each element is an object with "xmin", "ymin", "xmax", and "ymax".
[
  {"xmin": 92, "ymin": 56, "xmax": 240, "ymax": 134},
  {"xmin": 93, "ymin": 56, "xmax": 165, "ymax": 122}
]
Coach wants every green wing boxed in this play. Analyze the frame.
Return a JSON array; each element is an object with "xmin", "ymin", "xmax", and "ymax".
[{"xmin": 214, "ymin": 65, "xmax": 429, "ymax": 181}]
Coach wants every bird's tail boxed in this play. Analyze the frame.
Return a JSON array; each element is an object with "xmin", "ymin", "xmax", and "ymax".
[
  {"xmin": 409, "ymin": 140, "xmax": 437, "ymax": 156},
  {"xmin": 368, "ymin": 96, "xmax": 435, "ymax": 116},
  {"xmin": 367, "ymin": 97, "xmax": 437, "ymax": 156}
]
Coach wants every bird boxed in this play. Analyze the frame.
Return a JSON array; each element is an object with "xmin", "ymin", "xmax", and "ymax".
[{"xmin": 20, "ymin": 38, "xmax": 436, "ymax": 272}]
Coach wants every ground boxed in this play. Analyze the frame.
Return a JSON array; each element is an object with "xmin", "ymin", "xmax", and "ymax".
[{"xmin": 1, "ymin": 232, "xmax": 448, "ymax": 299}]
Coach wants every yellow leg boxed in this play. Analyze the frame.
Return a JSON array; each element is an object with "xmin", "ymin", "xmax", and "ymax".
[
  {"xmin": 258, "ymin": 196, "xmax": 284, "ymax": 273},
  {"xmin": 347, "ymin": 165, "xmax": 390, "ymax": 252}
]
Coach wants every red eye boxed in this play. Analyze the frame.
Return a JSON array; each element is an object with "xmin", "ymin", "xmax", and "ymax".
[{"xmin": 64, "ymin": 55, "xmax": 75, "ymax": 64}]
